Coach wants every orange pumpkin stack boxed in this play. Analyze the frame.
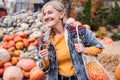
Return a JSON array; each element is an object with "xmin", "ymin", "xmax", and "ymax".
[
  {"xmin": 1, "ymin": 33, "xmax": 37, "ymax": 55},
  {"xmin": 86, "ymin": 62, "xmax": 109, "ymax": 80}
]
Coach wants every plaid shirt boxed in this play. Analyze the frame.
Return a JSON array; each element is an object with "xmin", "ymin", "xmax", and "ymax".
[{"xmin": 39, "ymin": 24, "xmax": 104, "ymax": 80}]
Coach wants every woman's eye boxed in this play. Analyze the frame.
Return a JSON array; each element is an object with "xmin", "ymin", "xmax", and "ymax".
[
  {"xmin": 48, "ymin": 11, "xmax": 53, "ymax": 14},
  {"xmin": 43, "ymin": 13, "xmax": 45, "ymax": 16}
]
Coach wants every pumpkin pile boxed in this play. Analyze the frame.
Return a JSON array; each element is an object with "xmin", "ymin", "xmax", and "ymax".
[{"xmin": 0, "ymin": 48, "xmax": 45, "ymax": 80}]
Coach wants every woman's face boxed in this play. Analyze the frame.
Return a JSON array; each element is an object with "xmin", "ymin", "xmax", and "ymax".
[{"xmin": 42, "ymin": 5, "xmax": 63, "ymax": 28}]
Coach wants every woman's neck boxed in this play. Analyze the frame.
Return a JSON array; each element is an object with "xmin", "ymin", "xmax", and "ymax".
[{"xmin": 53, "ymin": 23, "xmax": 64, "ymax": 38}]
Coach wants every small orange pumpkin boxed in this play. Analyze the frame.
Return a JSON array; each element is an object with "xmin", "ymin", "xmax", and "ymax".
[
  {"xmin": 11, "ymin": 57, "xmax": 18, "ymax": 65},
  {"xmin": 8, "ymin": 47, "xmax": 15, "ymax": 52},
  {"xmin": 0, "ymin": 62, "xmax": 4, "ymax": 68},
  {"xmin": 23, "ymin": 70, "xmax": 30, "ymax": 79},
  {"xmin": 13, "ymin": 50, "xmax": 21, "ymax": 57},
  {"xmin": 3, "ymin": 34, "xmax": 14, "ymax": 41},
  {"xmin": 9, "ymin": 40, "xmax": 15, "ymax": 47},
  {"xmin": 15, "ymin": 42, "xmax": 24, "ymax": 50},
  {"xmin": 0, "ymin": 68, "xmax": 4, "ymax": 76},
  {"xmin": 0, "ymin": 29, "xmax": 4, "ymax": 35},
  {"xmin": 4, "ymin": 62, "xmax": 13, "ymax": 70},
  {"xmin": 2, "ymin": 41, "xmax": 11, "ymax": 49},
  {"xmin": 14, "ymin": 36, "xmax": 23, "ymax": 43},
  {"xmin": 19, "ymin": 32, "xmax": 27, "ymax": 38},
  {"xmin": 28, "ymin": 37, "xmax": 36, "ymax": 43},
  {"xmin": 30, "ymin": 40, "xmax": 37, "ymax": 46},
  {"xmin": 23, "ymin": 39, "xmax": 29, "ymax": 48},
  {"xmin": 115, "ymin": 63, "xmax": 120, "ymax": 80}
]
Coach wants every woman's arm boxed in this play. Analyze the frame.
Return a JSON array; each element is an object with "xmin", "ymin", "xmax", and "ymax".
[{"xmin": 84, "ymin": 29, "xmax": 104, "ymax": 56}]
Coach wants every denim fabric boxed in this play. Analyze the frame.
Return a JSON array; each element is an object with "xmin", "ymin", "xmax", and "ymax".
[{"xmin": 39, "ymin": 24, "xmax": 104, "ymax": 80}]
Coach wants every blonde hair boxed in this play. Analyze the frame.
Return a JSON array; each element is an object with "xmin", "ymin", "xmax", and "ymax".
[
  {"xmin": 42, "ymin": 0, "xmax": 66, "ymax": 23},
  {"xmin": 41, "ymin": 1, "xmax": 66, "ymax": 47}
]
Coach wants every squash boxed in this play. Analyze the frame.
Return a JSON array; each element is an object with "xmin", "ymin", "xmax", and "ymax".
[
  {"xmin": 23, "ymin": 70, "xmax": 30, "ymax": 79},
  {"xmin": 28, "ymin": 37, "xmax": 36, "ymax": 43},
  {"xmin": 30, "ymin": 66, "xmax": 45, "ymax": 80},
  {"xmin": 3, "ymin": 66, "xmax": 23, "ymax": 80},
  {"xmin": 0, "ymin": 62, "xmax": 4, "ymax": 68},
  {"xmin": 19, "ymin": 32, "xmax": 27, "ymax": 38},
  {"xmin": 0, "ymin": 68, "xmax": 4, "ymax": 76},
  {"xmin": 4, "ymin": 62, "xmax": 13, "ymax": 70},
  {"xmin": 15, "ymin": 42, "xmax": 24, "ymax": 50},
  {"xmin": 17, "ymin": 59, "xmax": 36, "ymax": 72},
  {"xmin": 23, "ymin": 39, "xmax": 29, "ymax": 48},
  {"xmin": 14, "ymin": 36, "xmax": 23, "ymax": 43},
  {"xmin": 2, "ymin": 41, "xmax": 11, "ymax": 49},
  {"xmin": 13, "ymin": 50, "xmax": 21, "ymax": 57},
  {"xmin": 9, "ymin": 40, "xmax": 15, "ymax": 47},
  {"xmin": 0, "ymin": 29, "xmax": 4, "ymax": 35},
  {"xmin": 115, "ymin": 63, "xmax": 120, "ymax": 80},
  {"xmin": 8, "ymin": 46, "xmax": 15, "ymax": 52},
  {"xmin": 3, "ymin": 34, "xmax": 14, "ymax": 41},
  {"xmin": 86, "ymin": 62, "xmax": 109, "ymax": 80},
  {"xmin": 0, "ymin": 49, "xmax": 11, "ymax": 63},
  {"xmin": 11, "ymin": 57, "xmax": 18, "ymax": 65}
]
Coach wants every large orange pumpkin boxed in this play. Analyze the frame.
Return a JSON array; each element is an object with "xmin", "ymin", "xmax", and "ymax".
[
  {"xmin": 86, "ymin": 62, "xmax": 109, "ymax": 80},
  {"xmin": 115, "ymin": 63, "xmax": 120, "ymax": 80},
  {"xmin": 17, "ymin": 59, "xmax": 36, "ymax": 72},
  {"xmin": 30, "ymin": 66, "xmax": 45, "ymax": 80}
]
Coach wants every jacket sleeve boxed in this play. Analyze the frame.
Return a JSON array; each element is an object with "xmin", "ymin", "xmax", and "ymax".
[
  {"xmin": 84, "ymin": 28, "xmax": 104, "ymax": 48},
  {"xmin": 84, "ymin": 29, "xmax": 104, "ymax": 55}
]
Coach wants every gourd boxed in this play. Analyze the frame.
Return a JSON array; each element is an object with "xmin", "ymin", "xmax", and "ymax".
[
  {"xmin": 30, "ymin": 66, "xmax": 45, "ymax": 80},
  {"xmin": 115, "ymin": 63, "xmax": 120, "ymax": 80},
  {"xmin": 86, "ymin": 62, "xmax": 109, "ymax": 80},
  {"xmin": 0, "ymin": 68, "xmax": 4, "ymax": 76},
  {"xmin": 15, "ymin": 42, "xmax": 24, "ymax": 50},
  {"xmin": 22, "ymin": 70, "xmax": 30, "ymax": 79},
  {"xmin": 0, "ymin": 49, "xmax": 11, "ymax": 63},
  {"xmin": 17, "ymin": 59, "xmax": 36, "ymax": 72},
  {"xmin": 3, "ymin": 66, "xmax": 23, "ymax": 80}
]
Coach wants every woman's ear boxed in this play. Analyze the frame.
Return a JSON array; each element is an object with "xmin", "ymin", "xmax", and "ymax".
[{"xmin": 59, "ymin": 12, "xmax": 64, "ymax": 19}]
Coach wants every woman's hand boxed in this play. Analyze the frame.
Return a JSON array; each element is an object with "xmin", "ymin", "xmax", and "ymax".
[
  {"xmin": 39, "ymin": 46, "xmax": 49, "ymax": 61},
  {"xmin": 74, "ymin": 43, "xmax": 87, "ymax": 55}
]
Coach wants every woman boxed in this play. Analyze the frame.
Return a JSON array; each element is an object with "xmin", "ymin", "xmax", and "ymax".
[{"xmin": 38, "ymin": 1, "xmax": 104, "ymax": 80}]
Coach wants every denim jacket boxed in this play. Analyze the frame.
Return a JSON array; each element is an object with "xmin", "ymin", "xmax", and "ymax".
[{"xmin": 39, "ymin": 24, "xmax": 104, "ymax": 80}]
